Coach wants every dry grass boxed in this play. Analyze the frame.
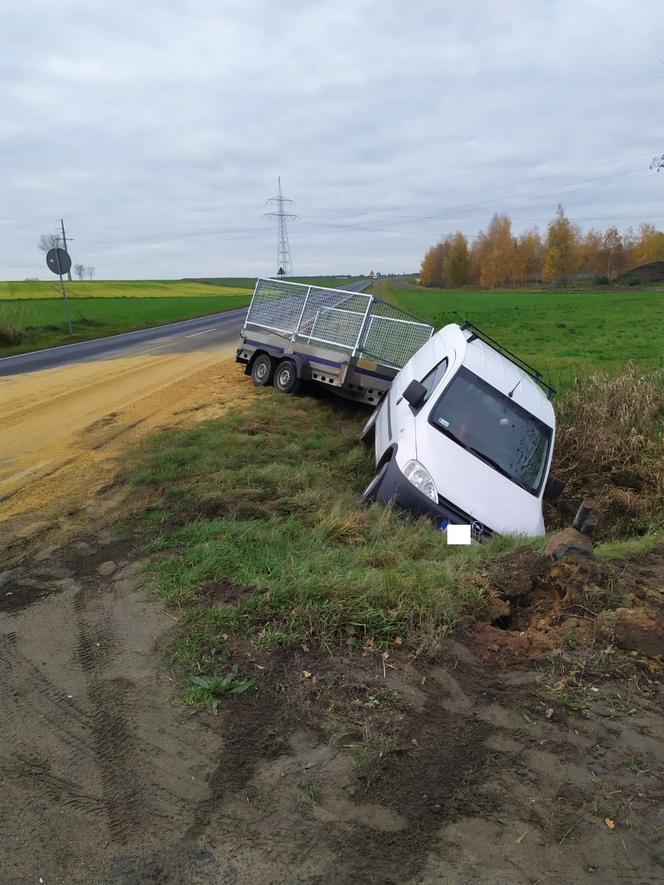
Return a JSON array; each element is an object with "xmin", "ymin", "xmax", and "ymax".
[{"xmin": 553, "ymin": 367, "xmax": 664, "ymax": 537}]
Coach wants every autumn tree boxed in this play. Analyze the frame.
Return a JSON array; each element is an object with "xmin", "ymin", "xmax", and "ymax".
[
  {"xmin": 419, "ymin": 209, "xmax": 664, "ymax": 290},
  {"xmin": 600, "ymin": 227, "xmax": 626, "ymax": 278},
  {"xmin": 622, "ymin": 227, "xmax": 638, "ymax": 268},
  {"xmin": 473, "ymin": 214, "xmax": 515, "ymax": 288},
  {"xmin": 513, "ymin": 228, "xmax": 544, "ymax": 286},
  {"xmin": 633, "ymin": 223, "xmax": 664, "ymax": 264},
  {"xmin": 420, "ymin": 242, "xmax": 447, "ymax": 287},
  {"xmin": 543, "ymin": 205, "xmax": 580, "ymax": 285},
  {"xmin": 445, "ymin": 232, "xmax": 472, "ymax": 287},
  {"xmin": 578, "ymin": 229, "xmax": 603, "ymax": 276}
]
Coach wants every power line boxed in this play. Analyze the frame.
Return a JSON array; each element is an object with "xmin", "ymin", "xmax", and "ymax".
[
  {"xmin": 264, "ymin": 176, "xmax": 297, "ymax": 276},
  {"xmin": 303, "ymin": 152, "xmax": 655, "ymax": 223}
]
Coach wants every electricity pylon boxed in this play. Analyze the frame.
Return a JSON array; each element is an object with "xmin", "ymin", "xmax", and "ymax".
[{"xmin": 265, "ymin": 177, "xmax": 297, "ymax": 276}]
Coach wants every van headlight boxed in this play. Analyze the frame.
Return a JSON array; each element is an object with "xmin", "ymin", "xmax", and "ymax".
[{"xmin": 403, "ymin": 460, "xmax": 437, "ymax": 502}]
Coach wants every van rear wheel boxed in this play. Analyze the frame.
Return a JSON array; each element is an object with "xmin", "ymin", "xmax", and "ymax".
[
  {"xmin": 361, "ymin": 462, "xmax": 389, "ymax": 504},
  {"xmin": 274, "ymin": 359, "xmax": 301, "ymax": 395},
  {"xmin": 251, "ymin": 353, "xmax": 274, "ymax": 387}
]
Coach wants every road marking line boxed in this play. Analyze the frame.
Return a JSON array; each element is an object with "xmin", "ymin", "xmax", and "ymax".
[{"xmin": 184, "ymin": 328, "xmax": 218, "ymax": 338}]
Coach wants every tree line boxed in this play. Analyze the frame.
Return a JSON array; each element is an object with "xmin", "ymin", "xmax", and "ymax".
[{"xmin": 420, "ymin": 205, "xmax": 664, "ymax": 288}]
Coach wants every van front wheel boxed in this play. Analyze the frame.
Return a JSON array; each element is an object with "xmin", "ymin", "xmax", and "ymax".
[{"xmin": 274, "ymin": 360, "xmax": 301, "ymax": 395}]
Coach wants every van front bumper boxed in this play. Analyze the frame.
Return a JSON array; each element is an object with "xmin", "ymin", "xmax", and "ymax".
[{"xmin": 375, "ymin": 458, "xmax": 493, "ymax": 539}]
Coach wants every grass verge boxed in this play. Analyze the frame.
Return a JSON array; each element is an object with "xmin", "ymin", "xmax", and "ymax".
[
  {"xmin": 125, "ymin": 367, "xmax": 663, "ymax": 696},
  {"xmin": 126, "ymin": 387, "xmax": 529, "ymax": 678}
]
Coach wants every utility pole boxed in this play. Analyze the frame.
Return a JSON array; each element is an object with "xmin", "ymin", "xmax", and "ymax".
[
  {"xmin": 60, "ymin": 218, "xmax": 72, "ymax": 281},
  {"xmin": 265, "ymin": 177, "xmax": 297, "ymax": 276}
]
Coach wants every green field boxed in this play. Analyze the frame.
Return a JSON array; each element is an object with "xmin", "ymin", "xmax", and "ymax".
[
  {"xmin": 0, "ymin": 279, "xmax": 252, "ymax": 300},
  {"xmin": 0, "ymin": 276, "xmax": 364, "ymax": 357},
  {"xmin": 0, "ymin": 289, "xmax": 251, "ymax": 357},
  {"xmin": 391, "ymin": 286, "xmax": 664, "ymax": 390},
  {"xmin": 189, "ymin": 276, "xmax": 361, "ymax": 290}
]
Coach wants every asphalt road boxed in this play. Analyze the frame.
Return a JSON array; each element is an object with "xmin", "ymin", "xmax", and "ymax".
[{"xmin": 0, "ymin": 278, "xmax": 373, "ymax": 378}]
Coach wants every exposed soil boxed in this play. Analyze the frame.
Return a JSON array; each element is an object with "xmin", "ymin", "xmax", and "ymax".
[
  {"xmin": 2, "ymin": 357, "xmax": 663, "ymax": 884},
  {"xmin": 2, "ymin": 489, "xmax": 663, "ymax": 884}
]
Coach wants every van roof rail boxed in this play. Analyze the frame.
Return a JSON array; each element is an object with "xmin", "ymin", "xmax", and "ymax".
[{"xmin": 461, "ymin": 321, "xmax": 557, "ymax": 399}]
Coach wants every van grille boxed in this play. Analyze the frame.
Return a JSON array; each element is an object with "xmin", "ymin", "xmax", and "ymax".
[{"xmin": 437, "ymin": 494, "xmax": 493, "ymax": 540}]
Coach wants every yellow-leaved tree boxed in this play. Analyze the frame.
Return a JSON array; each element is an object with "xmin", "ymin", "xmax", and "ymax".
[
  {"xmin": 473, "ymin": 214, "xmax": 515, "ymax": 288},
  {"xmin": 514, "ymin": 228, "xmax": 544, "ymax": 286},
  {"xmin": 633, "ymin": 223, "xmax": 664, "ymax": 264},
  {"xmin": 543, "ymin": 205, "xmax": 580, "ymax": 285},
  {"xmin": 420, "ymin": 242, "xmax": 447, "ymax": 287},
  {"xmin": 445, "ymin": 232, "xmax": 472, "ymax": 287}
]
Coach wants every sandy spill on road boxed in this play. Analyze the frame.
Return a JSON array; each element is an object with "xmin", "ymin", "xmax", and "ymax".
[{"xmin": 0, "ymin": 347, "xmax": 252, "ymax": 532}]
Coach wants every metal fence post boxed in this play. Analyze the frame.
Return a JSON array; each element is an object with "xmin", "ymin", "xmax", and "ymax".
[
  {"xmin": 352, "ymin": 294, "xmax": 374, "ymax": 358},
  {"xmin": 292, "ymin": 286, "xmax": 311, "ymax": 340},
  {"xmin": 245, "ymin": 278, "xmax": 262, "ymax": 325}
]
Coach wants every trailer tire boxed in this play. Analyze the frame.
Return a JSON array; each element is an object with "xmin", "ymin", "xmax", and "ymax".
[
  {"xmin": 251, "ymin": 353, "xmax": 275, "ymax": 387},
  {"xmin": 273, "ymin": 359, "xmax": 301, "ymax": 395},
  {"xmin": 360, "ymin": 461, "xmax": 389, "ymax": 504}
]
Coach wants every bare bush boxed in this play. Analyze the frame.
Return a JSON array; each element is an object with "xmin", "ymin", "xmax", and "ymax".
[
  {"xmin": 0, "ymin": 326, "xmax": 23, "ymax": 347},
  {"xmin": 552, "ymin": 367, "xmax": 664, "ymax": 536}
]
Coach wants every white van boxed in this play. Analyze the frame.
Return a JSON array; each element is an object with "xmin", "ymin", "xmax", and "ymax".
[{"xmin": 360, "ymin": 323, "xmax": 563, "ymax": 538}]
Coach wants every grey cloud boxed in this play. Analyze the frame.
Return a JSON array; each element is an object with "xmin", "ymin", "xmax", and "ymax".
[{"xmin": 1, "ymin": 0, "xmax": 663, "ymax": 279}]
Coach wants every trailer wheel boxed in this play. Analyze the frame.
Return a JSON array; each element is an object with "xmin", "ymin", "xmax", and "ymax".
[
  {"xmin": 274, "ymin": 359, "xmax": 301, "ymax": 395},
  {"xmin": 251, "ymin": 353, "xmax": 274, "ymax": 387},
  {"xmin": 360, "ymin": 462, "xmax": 389, "ymax": 504}
]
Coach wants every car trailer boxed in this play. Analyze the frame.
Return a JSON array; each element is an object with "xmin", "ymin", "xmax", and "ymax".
[{"xmin": 236, "ymin": 278, "xmax": 434, "ymax": 406}]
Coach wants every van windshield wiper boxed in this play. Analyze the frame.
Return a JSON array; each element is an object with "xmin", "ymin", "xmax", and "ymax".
[{"xmin": 467, "ymin": 446, "xmax": 513, "ymax": 481}]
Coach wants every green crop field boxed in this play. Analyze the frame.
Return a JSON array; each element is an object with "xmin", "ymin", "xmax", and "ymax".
[
  {"xmin": 390, "ymin": 286, "xmax": 664, "ymax": 390},
  {"xmin": 0, "ymin": 279, "xmax": 252, "ymax": 300},
  {"xmin": 0, "ymin": 276, "xmax": 364, "ymax": 357},
  {"xmin": 0, "ymin": 279, "xmax": 254, "ymax": 357},
  {"xmin": 188, "ymin": 276, "xmax": 360, "ymax": 290}
]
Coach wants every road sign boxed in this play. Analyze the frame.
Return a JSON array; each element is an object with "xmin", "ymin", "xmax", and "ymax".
[
  {"xmin": 46, "ymin": 247, "xmax": 72, "ymax": 277},
  {"xmin": 45, "ymin": 247, "xmax": 73, "ymax": 333}
]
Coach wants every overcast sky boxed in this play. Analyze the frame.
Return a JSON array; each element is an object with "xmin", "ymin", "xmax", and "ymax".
[{"xmin": 2, "ymin": 0, "xmax": 663, "ymax": 280}]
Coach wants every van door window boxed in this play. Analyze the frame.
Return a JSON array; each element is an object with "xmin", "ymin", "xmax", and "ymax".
[{"xmin": 419, "ymin": 358, "xmax": 448, "ymax": 403}]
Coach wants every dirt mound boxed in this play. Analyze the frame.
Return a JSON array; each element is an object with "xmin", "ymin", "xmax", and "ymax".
[
  {"xmin": 615, "ymin": 260, "xmax": 664, "ymax": 284},
  {"xmin": 482, "ymin": 541, "xmax": 664, "ymax": 662}
]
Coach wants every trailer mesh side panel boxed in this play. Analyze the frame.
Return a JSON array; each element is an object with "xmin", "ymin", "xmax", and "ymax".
[
  {"xmin": 245, "ymin": 278, "xmax": 306, "ymax": 334},
  {"xmin": 245, "ymin": 279, "xmax": 433, "ymax": 368},
  {"xmin": 359, "ymin": 315, "xmax": 434, "ymax": 368}
]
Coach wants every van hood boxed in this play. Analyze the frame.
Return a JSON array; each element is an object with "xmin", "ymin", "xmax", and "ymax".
[{"xmin": 412, "ymin": 427, "xmax": 545, "ymax": 536}]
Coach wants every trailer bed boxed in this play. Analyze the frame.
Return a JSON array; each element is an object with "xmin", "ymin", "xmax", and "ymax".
[{"xmin": 236, "ymin": 278, "xmax": 434, "ymax": 405}]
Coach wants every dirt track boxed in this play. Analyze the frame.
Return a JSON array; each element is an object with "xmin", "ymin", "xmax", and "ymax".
[
  {"xmin": 2, "ymin": 352, "xmax": 663, "ymax": 884},
  {"xmin": 0, "ymin": 344, "xmax": 252, "ymax": 525}
]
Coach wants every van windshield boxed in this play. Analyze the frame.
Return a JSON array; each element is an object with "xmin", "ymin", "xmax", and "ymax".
[{"xmin": 428, "ymin": 367, "xmax": 552, "ymax": 495}]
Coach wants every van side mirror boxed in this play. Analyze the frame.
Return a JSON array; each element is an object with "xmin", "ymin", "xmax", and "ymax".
[
  {"xmin": 403, "ymin": 379, "xmax": 428, "ymax": 409},
  {"xmin": 544, "ymin": 475, "xmax": 565, "ymax": 502}
]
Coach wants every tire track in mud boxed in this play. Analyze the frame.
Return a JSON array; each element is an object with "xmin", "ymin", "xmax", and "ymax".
[
  {"xmin": 73, "ymin": 580, "xmax": 151, "ymax": 845},
  {"xmin": 1, "ymin": 561, "xmax": 219, "ymax": 868}
]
